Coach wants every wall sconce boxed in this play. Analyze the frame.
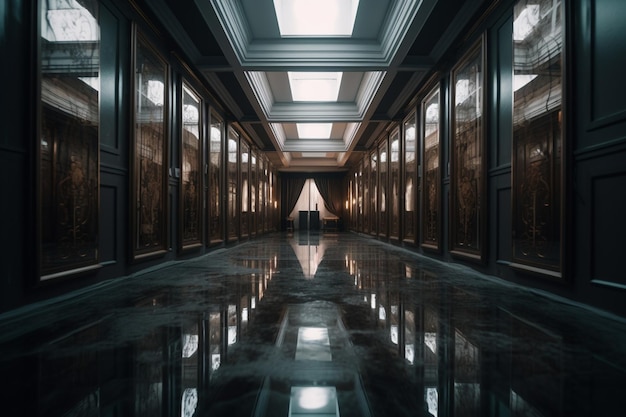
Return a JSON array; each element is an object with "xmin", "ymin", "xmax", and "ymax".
[
  {"xmin": 345, "ymin": 200, "xmax": 349, "ymax": 209},
  {"xmin": 274, "ymin": 200, "xmax": 277, "ymax": 209}
]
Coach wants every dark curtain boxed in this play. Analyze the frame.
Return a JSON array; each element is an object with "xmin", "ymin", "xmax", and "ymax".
[
  {"xmin": 280, "ymin": 176, "xmax": 307, "ymax": 226},
  {"xmin": 313, "ymin": 176, "xmax": 343, "ymax": 217}
]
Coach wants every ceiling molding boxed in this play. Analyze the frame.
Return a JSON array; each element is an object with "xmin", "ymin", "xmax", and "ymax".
[
  {"xmin": 209, "ymin": 0, "xmax": 423, "ymax": 69},
  {"xmin": 283, "ymin": 140, "xmax": 347, "ymax": 152}
]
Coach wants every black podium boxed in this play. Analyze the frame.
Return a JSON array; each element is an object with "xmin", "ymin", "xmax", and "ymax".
[{"xmin": 298, "ymin": 210, "xmax": 320, "ymax": 230}]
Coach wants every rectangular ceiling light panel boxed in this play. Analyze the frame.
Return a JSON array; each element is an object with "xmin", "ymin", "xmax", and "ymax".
[
  {"xmin": 296, "ymin": 123, "xmax": 333, "ymax": 139},
  {"xmin": 274, "ymin": 0, "xmax": 360, "ymax": 37},
  {"xmin": 288, "ymin": 72, "xmax": 343, "ymax": 102}
]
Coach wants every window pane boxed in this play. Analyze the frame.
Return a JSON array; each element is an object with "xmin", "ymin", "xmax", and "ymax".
[
  {"xmin": 228, "ymin": 129, "xmax": 238, "ymax": 239},
  {"xmin": 512, "ymin": 0, "xmax": 562, "ymax": 271},
  {"xmin": 422, "ymin": 87, "xmax": 440, "ymax": 249},
  {"xmin": 210, "ymin": 113, "xmax": 223, "ymax": 243},
  {"xmin": 403, "ymin": 113, "xmax": 417, "ymax": 242},
  {"xmin": 39, "ymin": 0, "xmax": 100, "ymax": 277},
  {"xmin": 133, "ymin": 33, "xmax": 168, "ymax": 257},
  {"xmin": 451, "ymin": 41, "xmax": 484, "ymax": 258}
]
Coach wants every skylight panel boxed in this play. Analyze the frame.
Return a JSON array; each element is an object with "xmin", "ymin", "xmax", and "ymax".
[
  {"xmin": 273, "ymin": 0, "xmax": 360, "ymax": 37},
  {"xmin": 288, "ymin": 72, "xmax": 343, "ymax": 102},
  {"xmin": 297, "ymin": 123, "xmax": 332, "ymax": 139}
]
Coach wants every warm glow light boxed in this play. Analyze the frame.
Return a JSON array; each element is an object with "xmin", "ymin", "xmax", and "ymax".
[
  {"xmin": 288, "ymin": 72, "xmax": 343, "ymax": 102},
  {"xmin": 296, "ymin": 123, "xmax": 333, "ymax": 139},
  {"xmin": 274, "ymin": 0, "xmax": 359, "ymax": 37}
]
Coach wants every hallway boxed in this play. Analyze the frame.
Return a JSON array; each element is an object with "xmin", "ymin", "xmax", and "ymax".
[{"xmin": 1, "ymin": 232, "xmax": 625, "ymax": 416}]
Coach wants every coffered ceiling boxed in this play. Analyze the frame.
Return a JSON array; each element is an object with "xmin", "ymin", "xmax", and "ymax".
[{"xmin": 146, "ymin": 0, "xmax": 488, "ymax": 171}]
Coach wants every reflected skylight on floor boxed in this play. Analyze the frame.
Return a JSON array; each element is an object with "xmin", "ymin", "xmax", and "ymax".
[
  {"xmin": 289, "ymin": 386, "xmax": 338, "ymax": 416},
  {"xmin": 295, "ymin": 326, "xmax": 332, "ymax": 361},
  {"xmin": 288, "ymin": 72, "xmax": 343, "ymax": 102},
  {"xmin": 274, "ymin": 0, "xmax": 359, "ymax": 37},
  {"xmin": 297, "ymin": 123, "xmax": 332, "ymax": 139}
]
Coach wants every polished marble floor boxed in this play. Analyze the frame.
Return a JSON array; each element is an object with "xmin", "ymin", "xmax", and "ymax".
[{"xmin": 1, "ymin": 232, "xmax": 626, "ymax": 416}]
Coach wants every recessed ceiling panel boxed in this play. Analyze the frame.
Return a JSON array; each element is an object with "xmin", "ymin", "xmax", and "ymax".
[
  {"xmin": 274, "ymin": 0, "xmax": 360, "ymax": 37},
  {"xmin": 288, "ymin": 72, "xmax": 343, "ymax": 102}
]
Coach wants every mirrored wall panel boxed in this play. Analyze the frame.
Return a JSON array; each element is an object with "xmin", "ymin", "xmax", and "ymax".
[
  {"xmin": 378, "ymin": 139, "xmax": 388, "ymax": 237},
  {"xmin": 209, "ymin": 111, "xmax": 223, "ymax": 244},
  {"xmin": 512, "ymin": 0, "xmax": 563, "ymax": 274},
  {"xmin": 250, "ymin": 151, "xmax": 258, "ymax": 235},
  {"xmin": 450, "ymin": 39, "xmax": 485, "ymax": 260},
  {"xmin": 227, "ymin": 128, "xmax": 239, "ymax": 240},
  {"xmin": 403, "ymin": 113, "xmax": 417, "ymax": 244},
  {"xmin": 390, "ymin": 128, "xmax": 400, "ymax": 239},
  {"xmin": 39, "ymin": 0, "xmax": 100, "ymax": 278},
  {"xmin": 132, "ymin": 30, "xmax": 168, "ymax": 260},
  {"xmin": 180, "ymin": 82, "xmax": 202, "ymax": 248},
  {"xmin": 422, "ymin": 85, "xmax": 441, "ymax": 250},
  {"xmin": 369, "ymin": 151, "xmax": 377, "ymax": 235},
  {"xmin": 362, "ymin": 157, "xmax": 369, "ymax": 233},
  {"xmin": 240, "ymin": 140, "xmax": 250, "ymax": 238}
]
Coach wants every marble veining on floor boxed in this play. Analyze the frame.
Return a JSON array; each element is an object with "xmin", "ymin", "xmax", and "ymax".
[{"xmin": 1, "ymin": 232, "xmax": 625, "ymax": 416}]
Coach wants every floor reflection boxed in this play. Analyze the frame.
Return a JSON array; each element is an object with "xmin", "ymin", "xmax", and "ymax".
[{"xmin": 1, "ymin": 233, "xmax": 626, "ymax": 416}]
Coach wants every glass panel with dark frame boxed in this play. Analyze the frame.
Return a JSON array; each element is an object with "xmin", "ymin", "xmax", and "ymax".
[
  {"xmin": 259, "ymin": 156, "xmax": 266, "ymax": 233},
  {"xmin": 369, "ymin": 150, "xmax": 377, "ymax": 235},
  {"xmin": 351, "ymin": 172, "xmax": 358, "ymax": 230},
  {"xmin": 209, "ymin": 111, "xmax": 224, "ymax": 244},
  {"xmin": 132, "ymin": 29, "xmax": 169, "ymax": 260},
  {"xmin": 512, "ymin": 0, "xmax": 562, "ymax": 274},
  {"xmin": 240, "ymin": 140, "xmax": 250, "ymax": 238},
  {"xmin": 250, "ymin": 150, "xmax": 258, "ymax": 235},
  {"xmin": 362, "ymin": 156, "xmax": 369, "ymax": 233},
  {"xmin": 403, "ymin": 112, "xmax": 417, "ymax": 244},
  {"xmin": 227, "ymin": 127, "xmax": 238, "ymax": 241},
  {"xmin": 422, "ymin": 85, "xmax": 441, "ymax": 250},
  {"xmin": 269, "ymin": 171, "xmax": 276, "ymax": 231},
  {"xmin": 180, "ymin": 83, "xmax": 202, "ymax": 248},
  {"xmin": 390, "ymin": 128, "xmax": 401, "ymax": 239},
  {"xmin": 378, "ymin": 138, "xmax": 389, "ymax": 238},
  {"xmin": 38, "ymin": 0, "xmax": 100, "ymax": 278},
  {"xmin": 450, "ymin": 39, "xmax": 485, "ymax": 260}
]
